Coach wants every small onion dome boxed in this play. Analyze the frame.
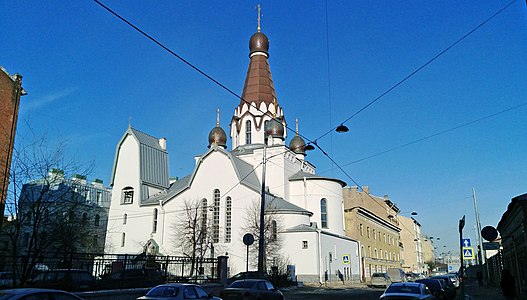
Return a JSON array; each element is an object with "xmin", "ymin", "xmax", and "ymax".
[
  {"xmin": 265, "ymin": 118, "xmax": 284, "ymax": 139},
  {"xmin": 249, "ymin": 32, "xmax": 269, "ymax": 57},
  {"xmin": 289, "ymin": 135, "xmax": 306, "ymax": 155},
  {"xmin": 208, "ymin": 126, "xmax": 227, "ymax": 149}
]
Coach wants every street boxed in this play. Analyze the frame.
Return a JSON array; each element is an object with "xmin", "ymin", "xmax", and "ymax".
[{"xmin": 282, "ymin": 285, "xmax": 384, "ymax": 300}]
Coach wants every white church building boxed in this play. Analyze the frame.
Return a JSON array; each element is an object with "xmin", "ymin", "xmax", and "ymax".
[{"xmin": 104, "ymin": 27, "xmax": 360, "ymax": 283}]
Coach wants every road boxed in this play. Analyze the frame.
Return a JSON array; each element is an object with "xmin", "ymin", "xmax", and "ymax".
[{"xmin": 282, "ymin": 285, "xmax": 384, "ymax": 300}]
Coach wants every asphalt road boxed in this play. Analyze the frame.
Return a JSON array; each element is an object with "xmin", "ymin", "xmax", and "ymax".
[{"xmin": 282, "ymin": 285, "xmax": 384, "ymax": 300}]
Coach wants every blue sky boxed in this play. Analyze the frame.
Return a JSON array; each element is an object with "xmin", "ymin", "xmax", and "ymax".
[{"xmin": 2, "ymin": 1, "xmax": 527, "ymax": 254}]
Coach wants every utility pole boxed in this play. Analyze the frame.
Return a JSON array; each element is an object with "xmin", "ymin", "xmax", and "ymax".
[
  {"xmin": 257, "ymin": 143, "xmax": 267, "ymax": 277},
  {"xmin": 472, "ymin": 188, "xmax": 489, "ymax": 284},
  {"xmin": 459, "ymin": 215, "xmax": 465, "ymax": 299}
]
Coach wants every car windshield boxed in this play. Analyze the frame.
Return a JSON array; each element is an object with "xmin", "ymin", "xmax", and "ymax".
[
  {"xmin": 146, "ymin": 286, "xmax": 179, "ymax": 297},
  {"xmin": 386, "ymin": 285, "xmax": 420, "ymax": 294},
  {"xmin": 229, "ymin": 281, "xmax": 258, "ymax": 288},
  {"xmin": 372, "ymin": 273, "xmax": 385, "ymax": 277}
]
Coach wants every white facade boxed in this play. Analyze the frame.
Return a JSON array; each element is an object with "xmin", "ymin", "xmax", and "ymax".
[{"xmin": 104, "ymin": 29, "xmax": 360, "ymax": 282}]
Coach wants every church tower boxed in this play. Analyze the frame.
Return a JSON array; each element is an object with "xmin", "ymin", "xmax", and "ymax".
[{"xmin": 230, "ymin": 7, "xmax": 286, "ymax": 150}]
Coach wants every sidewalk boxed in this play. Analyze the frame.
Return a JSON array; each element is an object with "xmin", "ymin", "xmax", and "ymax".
[{"xmin": 458, "ymin": 280, "xmax": 504, "ymax": 300}]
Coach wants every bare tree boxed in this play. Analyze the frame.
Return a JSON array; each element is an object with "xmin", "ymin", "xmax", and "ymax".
[
  {"xmin": 0, "ymin": 133, "xmax": 95, "ymax": 285},
  {"xmin": 171, "ymin": 198, "xmax": 212, "ymax": 277},
  {"xmin": 243, "ymin": 197, "xmax": 287, "ymax": 273}
]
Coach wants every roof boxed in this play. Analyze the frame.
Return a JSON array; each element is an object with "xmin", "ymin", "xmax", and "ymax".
[
  {"xmin": 289, "ymin": 170, "xmax": 347, "ymax": 187},
  {"xmin": 284, "ymin": 223, "xmax": 359, "ymax": 243},
  {"xmin": 265, "ymin": 196, "xmax": 312, "ymax": 216},
  {"xmin": 497, "ymin": 193, "xmax": 527, "ymax": 231}
]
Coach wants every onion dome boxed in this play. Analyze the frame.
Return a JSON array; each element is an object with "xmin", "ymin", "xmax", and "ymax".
[
  {"xmin": 265, "ymin": 117, "xmax": 284, "ymax": 139},
  {"xmin": 289, "ymin": 118, "xmax": 305, "ymax": 154},
  {"xmin": 249, "ymin": 32, "xmax": 269, "ymax": 57},
  {"xmin": 208, "ymin": 109, "xmax": 227, "ymax": 149}
]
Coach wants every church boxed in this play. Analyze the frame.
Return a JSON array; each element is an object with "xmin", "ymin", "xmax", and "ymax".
[{"xmin": 104, "ymin": 25, "xmax": 360, "ymax": 283}]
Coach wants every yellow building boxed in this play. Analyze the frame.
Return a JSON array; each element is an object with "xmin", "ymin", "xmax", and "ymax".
[{"xmin": 343, "ymin": 186, "xmax": 402, "ymax": 281}]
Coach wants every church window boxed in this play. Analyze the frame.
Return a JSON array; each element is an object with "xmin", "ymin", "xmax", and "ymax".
[
  {"xmin": 94, "ymin": 214, "xmax": 100, "ymax": 226},
  {"xmin": 271, "ymin": 220, "xmax": 277, "ymax": 241},
  {"xmin": 201, "ymin": 199, "xmax": 208, "ymax": 242},
  {"xmin": 152, "ymin": 209, "xmax": 158, "ymax": 233},
  {"xmin": 121, "ymin": 232, "xmax": 126, "ymax": 247},
  {"xmin": 320, "ymin": 198, "xmax": 328, "ymax": 228},
  {"xmin": 122, "ymin": 187, "xmax": 134, "ymax": 204},
  {"xmin": 213, "ymin": 189, "xmax": 220, "ymax": 243},
  {"xmin": 302, "ymin": 241, "xmax": 308, "ymax": 249},
  {"xmin": 224, "ymin": 197, "xmax": 231, "ymax": 243},
  {"xmin": 245, "ymin": 120, "xmax": 252, "ymax": 144},
  {"xmin": 123, "ymin": 213, "xmax": 127, "ymax": 225}
]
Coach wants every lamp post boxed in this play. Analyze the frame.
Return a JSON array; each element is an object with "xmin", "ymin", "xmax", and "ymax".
[{"xmin": 459, "ymin": 215, "xmax": 466, "ymax": 299}]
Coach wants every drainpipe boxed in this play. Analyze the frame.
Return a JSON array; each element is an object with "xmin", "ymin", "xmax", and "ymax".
[
  {"xmin": 159, "ymin": 200, "xmax": 165, "ymax": 245},
  {"xmin": 316, "ymin": 228, "xmax": 323, "ymax": 283},
  {"xmin": 303, "ymin": 177, "xmax": 307, "ymax": 208}
]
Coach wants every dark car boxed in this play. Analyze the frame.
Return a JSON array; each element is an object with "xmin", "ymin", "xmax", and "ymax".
[
  {"xmin": 220, "ymin": 279, "xmax": 284, "ymax": 300},
  {"xmin": 226, "ymin": 271, "xmax": 268, "ymax": 285},
  {"xmin": 0, "ymin": 288, "xmax": 83, "ymax": 300},
  {"xmin": 416, "ymin": 278, "xmax": 448, "ymax": 299},
  {"xmin": 100, "ymin": 268, "xmax": 164, "ymax": 289},
  {"xmin": 28, "ymin": 269, "xmax": 95, "ymax": 292},
  {"xmin": 429, "ymin": 276, "xmax": 456, "ymax": 299},
  {"xmin": 137, "ymin": 283, "xmax": 221, "ymax": 300}
]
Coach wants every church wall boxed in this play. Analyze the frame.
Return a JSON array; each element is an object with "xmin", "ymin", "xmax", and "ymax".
[
  {"xmin": 281, "ymin": 231, "xmax": 319, "ymax": 281},
  {"xmin": 105, "ymin": 136, "xmax": 148, "ymax": 253},
  {"xmin": 278, "ymin": 213, "xmax": 310, "ymax": 229},
  {"xmin": 319, "ymin": 233, "xmax": 361, "ymax": 282}
]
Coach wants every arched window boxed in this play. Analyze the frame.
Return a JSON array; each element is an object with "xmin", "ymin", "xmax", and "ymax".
[
  {"xmin": 361, "ymin": 245, "xmax": 364, "ymax": 257},
  {"xmin": 94, "ymin": 214, "xmax": 100, "ymax": 226},
  {"xmin": 82, "ymin": 213, "xmax": 88, "ymax": 224},
  {"xmin": 201, "ymin": 199, "xmax": 208, "ymax": 242},
  {"xmin": 152, "ymin": 209, "xmax": 158, "ymax": 233},
  {"xmin": 360, "ymin": 224, "xmax": 363, "ymax": 236},
  {"xmin": 320, "ymin": 198, "xmax": 328, "ymax": 228},
  {"xmin": 368, "ymin": 246, "xmax": 371, "ymax": 257},
  {"xmin": 367, "ymin": 227, "xmax": 370, "ymax": 238},
  {"xmin": 122, "ymin": 186, "xmax": 134, "ymax": 204},
  {"xmin": 123, "ymin": 213, "xmax": 127, "ymax": 225},
  {"xmin": 121, "ymin": 232, "xmax": 126, "ymax": 247},
  {"xmin": 213, "ymin": 189, "xmax": 220, "ymax": 243},
  {"xmin": 385, "ymin": 251, "xmax": 388, "ymax": 260},
  {"xmin": 374, "ymin": 248, "xmax": 378, "ymax": 259},
  {"xmin": 271, "ymin": 220, "xmax": 277, "ymax": 241},
  {"xmin": 373, "ymin": 229, "xmax": 376, "ymax": 240},
  {"xmin": 224, "ymin": 197, "xmax": 232, "ymax": 243},
  {"xmin": 245, "ymin": 120, "xmax": 252, "ymax": 144}
]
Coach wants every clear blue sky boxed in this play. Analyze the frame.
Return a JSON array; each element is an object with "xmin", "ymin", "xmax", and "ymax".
[{"xmin": 2, "ymin": 1, "xmax": 527, "ymax": 254}]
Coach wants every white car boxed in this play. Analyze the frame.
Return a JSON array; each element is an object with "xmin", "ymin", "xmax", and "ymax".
[
  {"xmin": 380, "ymin": 282, "xmax": 436, "ymax": 300},
  {"xmin": 137, "ymin": 283, "xmax": 222, "ymax": 300},
  {"xmin": 0, "ymin": 288, "xmax": 83, "ymax": 300}
]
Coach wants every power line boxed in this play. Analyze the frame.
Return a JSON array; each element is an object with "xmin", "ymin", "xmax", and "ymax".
[
  {"xmin": 335, "ymin": 101, "xmax": 527, "ymax": 167},
  {"xmin": 314, "ymin": 0, "xmax": 518, "ymax": 143}
]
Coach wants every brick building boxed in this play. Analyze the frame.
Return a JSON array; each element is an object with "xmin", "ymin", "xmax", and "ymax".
[{"xmin": 0, "ymin": 67, "xmax": 25, "ymax": 225}]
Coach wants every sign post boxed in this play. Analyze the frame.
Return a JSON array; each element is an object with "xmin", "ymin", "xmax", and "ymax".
[{"xmin": 459, "ymin": 215, "xmax": 465, "ymax": 299}]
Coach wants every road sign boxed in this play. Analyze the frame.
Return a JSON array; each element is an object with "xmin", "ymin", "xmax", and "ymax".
[
  {"xmin": 462, "ymin": 247, "xmax": 475, "ymax": 259},
  {"xmin": 461, "ymin": 238, "xmax": 471, "ymax": 247},
  {"xmin": 342, "ymin": 254, "xmax": 350, "ymax": 264},
  {"xmin": 483, "ymin": 242, "xmax": 500, "ymax": 250},
  {"xmin": 448, "ymin": 265, "xmax": 453, "ymax": 271}
]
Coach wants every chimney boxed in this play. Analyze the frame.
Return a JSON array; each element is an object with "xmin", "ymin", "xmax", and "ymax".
[
  {"xmin": 362, "ymin": 186, "xmax": 369, "ymax": 194},
  {"xmin": 159, "ymin": 138, "xmax": 167, "ymax": 151}
]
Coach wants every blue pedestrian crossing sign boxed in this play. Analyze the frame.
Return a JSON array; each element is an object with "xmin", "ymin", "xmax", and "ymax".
[
  {"xmin": 342, "ymin": 254, "xmax": 350, "ymax": 264},
  {"xmin": 461, "ymin": 238, "xmax": 471, "ymax": 247},
  {"xmin": 462, "ymin": 247, "xmax": 475, "ymax": 259}
]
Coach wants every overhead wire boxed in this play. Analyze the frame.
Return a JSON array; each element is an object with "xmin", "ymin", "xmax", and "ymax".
[{"xmin": 313, "ymin": 0, "xmax": 518, "ymax": 143}]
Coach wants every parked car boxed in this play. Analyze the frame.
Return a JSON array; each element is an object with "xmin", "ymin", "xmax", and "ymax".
[
  {"xmin": 99, "ymin": 268, "xmax": 164, "ymax": 289},
  {"xmin": 220, "ymin": 279, "xmax": 283, "ymax": 300},
  {"xmin": 386, "ymin": 268, "xmax": 407, "ymax": 283},
  {"xmin": 416, "ymin": 278, "xmax": 449, "ymax": 300},
  {"xmin": 0, "ymin": 288, "xmax": 84, "ymax": 300},
  {"xmin": 226, "ymin": 271, "xmax": 268, "ymax": 285},
  {"xmin": 370, "ymin": 273, "xmax": 391, "ymax": 287},
  {"xmin": 0, "ymin": 272, "xmax": 20, "ymax": 289},
  {"xmin": 380, "ymin": 282, "xmax": 436, "ymax": 300},
  {"xmin": 137, "ymin": 283, "xmax": 221, "ymax": 300},
  {"xmin": 429, "ymin": 276, "xmax": 456, "ymax": 299},
  {"xmin": 405, "ymin": 272, "xmax": 425, "ymax": 281},
  {"xmin": 28, "ymin": 269, "xmax": 95, "ymax": 292}
]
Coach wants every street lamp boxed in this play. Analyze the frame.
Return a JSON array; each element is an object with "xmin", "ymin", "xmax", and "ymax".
[{"xmin": 335, "ymin": 124, "xmax": 349, "ymax": 133}]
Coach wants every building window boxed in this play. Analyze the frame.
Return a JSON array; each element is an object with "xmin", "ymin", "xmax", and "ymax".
[
  {"xmin": 93, "ymin": 235, "xmax": 98, "ymax": 247},
  {"xmin": 82, "ymin": 213, "xmax": 88, "ymax": 224},
  {"xmin": 245, "ymin": 120, "xmax": 252, "ymax": 144},
  {"xmin": 94, "ymin": 214, "xmax": 100, "ymax": 226},
  {"xmin": 320, "ymin": 198, "xmax": 328, "ymax": 228},
  {"xmin": 384, "ymin": 233, "xmax": 386, "ymax": 243},
  {"xmin": 302, "ymin": 241, "xmax": 308, "ymax": 249},
  {"xmin": 123, "ymin": 213, "xmax": 127, "ymax": 225},
  {"xmin": 368, "ymin": 246, "xmax": 371, "ymax": 257},
  {"xmin": 374, "ymin": 248, "xmax": 378, "ymax": 259},
  {"xmin": 373, "ymin": 229, "xmax": 376, "ymax": 240},
  {"xmin": 121, "ymin": 233, "xmax": 126, "ymax": 247},
  {"xmin": 213, "ymin": 189, "xmax": 220, "ymax": 243},
  {"xmin": 122, "ymin": 187, "xmax": 134, "ymax": 204},
  {"xmin": 380, "ymin": 249, "xmax": 383, "ymax": 259},
  {"xmin": 271, "ymin": 220, "xmax": 277, "ymax": 241},
  {"xmin": 360, "ymin": 224, "xmax": 363, "ymax": 236},
  {"xmin": 361, "ymin": 245, "xmax": 364, "ymax": 256},
  {"xmin": 152, "ymin": 209, "xmax": 158, "ymax": 233},
  {"xmin": 367, "ymin": 227, "xmax": 370, "ymax": 238},
  {"xmin": 224, "ymin": 197, "xmax": 232, "ymax": 243}
]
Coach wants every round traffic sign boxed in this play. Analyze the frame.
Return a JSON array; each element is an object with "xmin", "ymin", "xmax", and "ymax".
[
  {"xmin": 481, "ymin": 226, "xmax": 498, "ymax": 242},
  {"xmin": 243, "ymin": 233, "xmax": 255, "ymax": 246}
]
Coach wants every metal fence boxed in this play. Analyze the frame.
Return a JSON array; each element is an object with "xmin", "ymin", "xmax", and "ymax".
[{"xmin": 1, "ymin": 251, "xmax": 219, "ymax": 289}]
